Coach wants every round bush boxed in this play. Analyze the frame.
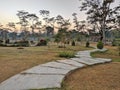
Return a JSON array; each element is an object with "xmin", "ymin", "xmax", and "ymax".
[
  {"xmin": 86, "ymin": 41, "xmax": 90, "ymax": 47},
  {"xmin": 71, "ymin": 40, "xmax": 75, "ymax": 46},
  {"xmin": 37, "ymin": 39, "xmax": 47, "ymax": 46},
  {"xmin": 97, "ymin": 41, "xmax": 104, "ymax": 49}
]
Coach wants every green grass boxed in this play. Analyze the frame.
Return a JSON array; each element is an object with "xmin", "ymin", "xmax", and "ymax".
[
  {"xmin": 0, "ymin": 45, "xmax": 93, "ymax": 83},
  {"xmin": 91, "ymin": 46, "xmax": 120, "ymax": 62},
  {"xmin": 59, "ymin": 51, "xmax": 75, "ymax": 58}
]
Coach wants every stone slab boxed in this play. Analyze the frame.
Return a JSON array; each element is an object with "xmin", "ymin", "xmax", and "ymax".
[
  {"xmin": 95, "ymin": 58, "xmax": 112, "ymax": 62},
  {"xmin": 76, "ymin": 51, "xmax": 91, "ymax": 57},
  {"xmin": 71, "ymin": 58, "xmax": 106, "ymax": 65},
  {"xmin": 0, "ymin": 74, "xmax": 64, "ymax": 90},
  {"xmin": 57, "ymin": 60, "xmax": 85, "ymax": 67},
  {"xmin": 22, "ymin": 66, "xmax": 70, "ymax": 75},
  {"xmin": 41, "ymin": 61, "xmax": 78, "ymax": 70}
]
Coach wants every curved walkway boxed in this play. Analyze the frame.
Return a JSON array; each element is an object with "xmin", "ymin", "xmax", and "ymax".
[{"xmin": 0, "ymin": 48, "xmax": 111, "ymax": 90}]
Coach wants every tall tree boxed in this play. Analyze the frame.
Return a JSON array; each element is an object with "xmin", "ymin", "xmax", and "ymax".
[
  {"xmin": 72, "ymin": 13, "xmax": 80, "ymax": 31},
  {"xmin": 56, "ymin": 15, "xmax": 71, "ymax": 29},
  {"xmin": 26, "ymin": 13, "xmax": 39, "ymax": 40},
  {"xmin": 39, "ymin": 10, "xmax": 50, "ymax": 37},
  {"xmin": 16, "ymin": 10, "xmax": 29, "ymax": 40},
  {"xmin": 79, "ymin": 0, "xmax": 120, "ymax": 43},
  {"xmin": 7, "ymin": 22, "xmax": 17, "ymax": 40}
]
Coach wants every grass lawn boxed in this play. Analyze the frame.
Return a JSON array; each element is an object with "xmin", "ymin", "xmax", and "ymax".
[
  {"xmin": 61, "ymin": 45, "xmax": 120, "ymax": 90},
  {"xmin": 37, "ymin": 45, "xmax": 120, "ymax": 90},
  {"xmin": 0, "ymin": 45, "xmax": 92, "ymax": 83},
  {"xmin": 91, "ymin": 45, "xmax": 120, "ymax": 62}
]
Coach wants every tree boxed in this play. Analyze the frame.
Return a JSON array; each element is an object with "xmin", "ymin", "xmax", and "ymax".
[
  {"xmin": 7, "ymin": 22, "xmax": 17, "ymax": 40},
  {"xmin": 26, "ymin": 13, "xmax": 39, "ymax": 40},
  {"xmin": 72, "ymin": 13, "xmax": 80, "ymax": 31},
  {"xmin": 16, "ymin": 10, "xmax": 29, "ymax": 40},
  {"xmin": 39, "ymin": 10, "xmax": 50, "ymax": 37},
  {"xmin": 35, "ymin": 21, "xmax": 42, "ymax": 39},
  {"xmin": 79, "ymin": 0, "xmax": 120, "ymax": 44},
  {"xmin": 55, "ymin": 28, "xmax": 68, "ymax": 48},
  {"xmin": 56, "ymin": 15, "xmax": 71, "ymax": 29}
]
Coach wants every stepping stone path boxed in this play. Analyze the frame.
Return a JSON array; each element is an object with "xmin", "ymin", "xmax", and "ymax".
[{"xmin": 0, "ymin": 48, "xmax": 111, "ymax": 90}]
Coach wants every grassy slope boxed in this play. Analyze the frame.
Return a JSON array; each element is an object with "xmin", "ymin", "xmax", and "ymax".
[
  {"xmin": 91, "ymin": 45, "xmax": 120, "ymax": 62},
  {"xmin": 36, "ymin": 45, "xmax": 120, "ymax": 90},
  {"xmin": 0, "ymin": 45, "xmax": 92, "ymax": 83}
]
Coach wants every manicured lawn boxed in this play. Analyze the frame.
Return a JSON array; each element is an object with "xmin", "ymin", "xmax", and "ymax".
[
  {"xmin": 62, "ymin": 62, "xmax": 120, "ymax": 90},
  {"xmin": 18, "ymin": 45, "xmax": 120, "ymax": 90},
  {"xmin": 0, "ymin": 45, "xmax": 92, "ymax": 83},
  {"xmin": 91, "ymin": 45, "xmax": 120, "ymax": 62},
  {"xmin": 61, "ymin": 45, "xmax": 120, "ymax": 90}
]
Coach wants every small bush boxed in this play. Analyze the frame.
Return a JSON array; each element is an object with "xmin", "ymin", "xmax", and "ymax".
[
  {"xmin": 0, "ymin": 43, "xmax": 7, "ymax": 47},
  {"xmin": 0, "ymin": 40, "xmax": 3, "ymax": 44},
  {"xmin": 59, "ymin": 51, "xmax": 75, "ymax": 58},
  {"xmin": 37, "ymin": 39, "xmax": 47, "ymax": 46},
  {"xmin": 112, "ymin": 39, "xmax": 120, "ymax": 46},
  {"xmin": 5, "ymin": 39, "xmax": 10, "ymax": 44},
  {"xmin": 14, "ymin": 41, "xmax": 29, "ymax": 47},
  {"xmin": 86, "ymin": 41, "xmax": 90, "ymax": 47},
  {"xmin": 112, "ymin": 39, "xmax": 116, "ymax": 46},
  {"xmin": 71, "ymin": 40, "xmax": 75, "ymax": 46},
  {"xmin": 58, "ymin": 45, "xmax": 66, "ymax": 48},
  {"xmin": 97, "ymin": 41, "xmax": 104, "ymax": 49}
]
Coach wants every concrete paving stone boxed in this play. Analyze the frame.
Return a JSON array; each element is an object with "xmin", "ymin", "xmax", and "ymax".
[
  {"xmin": 57, "ymin": 59, "xmax": 85, "ymax": 67},
  {"xmin": 71, "ymin": 58, "xmax": 105, "ymax": 65},
  {"xmin": 95, "ymin": 58, "xmax": 112, "ymax": 62},
  {"xmin": 0, "ymin": 74, "xmax": 64, "ymax": 90},
  {"xmin": 41, "ymin": 61, "xmax": 78, "ymax": 70},
  {"xmin": 21, "ymin": 66, "xmax": 70, "ymax": 75}
]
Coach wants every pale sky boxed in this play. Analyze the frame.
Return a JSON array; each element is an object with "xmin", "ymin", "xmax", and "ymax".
[{"xmin": 0, "ymin": 0, "xmax": 119, "ymax": 26}]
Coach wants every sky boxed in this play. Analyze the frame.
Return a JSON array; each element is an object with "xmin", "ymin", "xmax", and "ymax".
[{"xmin": 0, "ymin": 0, "xmax": 119, "ymax": 27}]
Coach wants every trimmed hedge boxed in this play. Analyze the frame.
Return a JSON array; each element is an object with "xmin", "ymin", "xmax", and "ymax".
[
  {"xmin": 97, "ymin": 41, "xmax": 104, "ymax": 49},
  {"xmin": 59, "ymin": 51, "xmax": 75, "ymax": 58}
]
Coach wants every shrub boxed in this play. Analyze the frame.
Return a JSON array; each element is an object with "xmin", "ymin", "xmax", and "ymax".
[
  {"xmin": 112, "ymin": 39, "xmax": 120, "ymax": 46},
  {"xmin": 0, "ymin": 43, "xmax": 7, "ymax": 47},
  {"xmin": 97, "ymin": 41, "xmax": 104, "ymax": 49},
  {"xmin": 37, "ymin": 39, "xmax": 47, "ymax": 46},
  {"xmin": 14, "ymin": 41, "xmax": 29, "ymax": 47},
  {"xmin": 112, "ymin": 39, "xmax": 116, "ymax": 46},
  {"xmin": 5, "ymin": 39, "xmax": 10, "ymax": 44},
  {"xmin": 58, "ymin": 45, "xmax": 66, "ymax": 48},
  {"xmin": 59, "ymin": 51, "xmax": 75, "ymax": 58},
  {"xmin": 86, "ymin": 41, "xmax": 90, "ymax": 47},
  {"xmin": 0, "ymin": 40, "xmax": 3, "ymax": 44},
  {"xmin": 71, "ymin": 40, "xmax": 75, "ymax": 46}
]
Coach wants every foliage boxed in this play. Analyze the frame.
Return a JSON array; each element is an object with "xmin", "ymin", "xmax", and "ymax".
[
  {"xmin": 5, "ymin": 39, "xmax": 10, "ymax": 44},
  {"xmin": 86, "ymin": 41, "xmax": 90, "ymax": 47},
  {"xmin": 71, "ymin": 40, "xmax": 75, "ymax": 46},
  {"xmin": 59, "ymin": 51, "xmax": 75, "ymax": 58},
  {"xmin": 0, "ymin": 43, "xmax": 7, "ymax": 47},
  {"xmin": 14, "ymin": 40, "xmax": 29, "ymax": 47},
  {"xmin": 79, "ymin": 0, "xmax": 120, "ymax": 42},
  {"xmin": 112, "ymin": 39, "xmax": 120, "ymax": 46},
  {"xmin": 97, "ymin": 41, "xmax": 104, "ymax": 49},
  {"xmin": 0, "ymin": 40, "xmax": 3, "ymax": 44},
  {"xmin": 37, "ymin": 39, "xmax": 47, "ymax": 46}
]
